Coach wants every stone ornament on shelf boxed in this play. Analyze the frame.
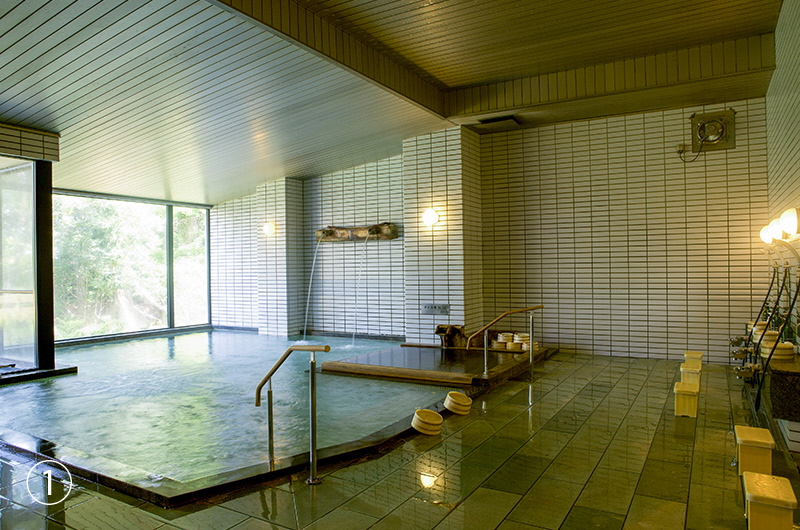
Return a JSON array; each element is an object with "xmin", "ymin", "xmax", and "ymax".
[{"xmin": 315, "ymin": 222, "xmax": 399, "ymax": 242}]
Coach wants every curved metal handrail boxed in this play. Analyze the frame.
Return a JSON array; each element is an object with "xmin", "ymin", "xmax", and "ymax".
[
  {"xmin": 466, "ymin": 305, "xmax": 544, "ymax": 350},
  {"xmin": 254, "ymin": 344, "xmax": 330, "ymax": 484},
  {"xmin": 255, "ymin": 344, "xmax": 330, "ymax": 405}
]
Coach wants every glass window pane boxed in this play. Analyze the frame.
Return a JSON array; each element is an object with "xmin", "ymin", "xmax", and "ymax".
[
  {"xmin": 0, "ymin": 157, "xmax": 35, "ymax": 364},
  {"xmin": 53, "ymin": 195, "xmax": 167, "ymax": 339},
  {"xmin": 173, "ymin": 207, "xmax": 208, "ymax": 326}
]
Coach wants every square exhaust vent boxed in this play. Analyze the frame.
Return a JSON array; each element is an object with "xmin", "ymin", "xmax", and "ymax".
[
  {"xmin": 691, "ymin": 109, "xmax": 735, "ymax": 152},
  {"xmin": 472, "ymin": 115, "xmax": 522, "ymax": 133}
]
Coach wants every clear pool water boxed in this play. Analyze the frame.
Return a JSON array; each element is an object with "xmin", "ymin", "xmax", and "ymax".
[{"xmin": 0, "ymin": 331, "xmax": 458, "ymax": 484}]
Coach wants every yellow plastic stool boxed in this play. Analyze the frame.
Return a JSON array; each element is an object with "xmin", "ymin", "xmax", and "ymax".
[
  {"xmin": 684, "ymin": 350, "xmax": 703, "ymax": 362},
  {"xmin": 673, "ymin": 382, "xmax": 699, "ymax": 418},
  {"xmin": 680, "ymin": 362, "xmax": 701, "ymax": 385},
  {"xmin": 742, "ymin": 471, "xmax": 797, "ymax": 530},
  {"xmin": 735, "ymin": 425, "xmax": 775, "ymax": 476},
  {"xmin": 683, "ymin": 358, "xmax": 702, "ymax": 371}
]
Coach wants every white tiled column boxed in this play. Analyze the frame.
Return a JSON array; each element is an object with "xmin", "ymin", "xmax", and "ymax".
[
  {"xmin": 257, "ymin": 178, "xmax": 304, "ymax": 336},
  {"xmin": 403, "ymin": 127, "xmax": 484, "ymax": 345}
]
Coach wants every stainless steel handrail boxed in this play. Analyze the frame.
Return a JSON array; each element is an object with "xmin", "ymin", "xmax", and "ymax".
[
  {"xmin": 466, "ymin": 305, "xmax": 544, "ymax": 350},
  {"xmin": 255, "ymin": 344, "xmax": 330, "ymax": 484},
  {"xmin": 465, "ymin": 305, "xmax": 544, "ymax": 378}
]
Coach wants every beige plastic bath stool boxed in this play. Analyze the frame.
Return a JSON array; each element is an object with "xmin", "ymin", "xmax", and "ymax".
[
  {"xmin": 673, "ymin": 382, "xmax": 699, "ymax": 418},
  {"xmin": 735, "ymin": 425, "xmax": 775, "ymax": 475},
  {"xmin": 684, "ymin": 350, "xmax": 703, "ymax": 362},
  {"xmin": 680, "ymin": 362, "xmax": 701, "ymax": 385},
  {"xmin": 683, "ymin": 358, "xmax": 702, "ymax": 371},
  {"xmin": 742, "ymin": 471, "xmax": 797, "ymax": 530}
]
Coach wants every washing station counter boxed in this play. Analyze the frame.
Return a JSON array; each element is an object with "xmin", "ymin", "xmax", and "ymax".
[{"xmin": 760, "ymin": 355, "xmax": 800, "ymax": 452}]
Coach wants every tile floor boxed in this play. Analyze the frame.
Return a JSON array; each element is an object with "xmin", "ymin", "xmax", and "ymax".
[{"xmin": 1, "ymin": 352, "xmax": 795, "ymax": 529}]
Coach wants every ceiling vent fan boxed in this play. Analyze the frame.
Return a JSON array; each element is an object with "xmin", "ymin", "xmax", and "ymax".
[{"xmin": 472, "ymin": 115, "xmax": 522, "ymax": 133}]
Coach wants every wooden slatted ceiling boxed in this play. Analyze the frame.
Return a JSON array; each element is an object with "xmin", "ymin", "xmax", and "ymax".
[
  {"xmin": 296, "ymin": 0, "xmax": 782, "ymax": 88},
  {"xmin": 0, "ymin": 0, "xmax": 449, "ymax": 204}
]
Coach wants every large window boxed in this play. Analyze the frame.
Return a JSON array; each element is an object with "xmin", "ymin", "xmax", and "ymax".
[
  {"xmin": 173, "ymin": 206, "xmax": 209, "ymax": 327},
  {"xmin": 53, "ymin": 193, "xmax": 209, "ymax": 340},
  {"xmin": 0, "ymin": 158, "xmax": 35, "ymax": 363}
]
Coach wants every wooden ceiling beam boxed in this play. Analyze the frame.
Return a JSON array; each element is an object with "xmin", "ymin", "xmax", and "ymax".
[
  {"xmin": 207, "ymin": 0, "xmax": 448, "ymax": 118},
  {"xmin": 447, "ymin": 34, "xmax": 776, "ymax": 129}
]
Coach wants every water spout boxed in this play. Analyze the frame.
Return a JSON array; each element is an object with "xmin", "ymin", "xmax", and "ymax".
[
  {"xmin": 352, "ymin": 233, "xmax": 370, "ymax": 346},
  {"xmin": 303, "ymin": 239, "xmax": 322, "ymax": 341}
]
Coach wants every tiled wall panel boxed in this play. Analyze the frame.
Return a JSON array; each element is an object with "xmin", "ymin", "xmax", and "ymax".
[
  {"xmin": 214, "ymin": 179, "xmax": 305, "ymax": 335},
  {"xmin": 481, "ymin": 100, "xmax": 769, "ymax": 364},
  {"xmin": 257, "ymin": 179, "xmax": 307, "ymax": 336},
  {"xmin": 767, "ymin": 0, "xmax": 800, "ymax": 215},
  {"xmin": 285, "ymin": 178, "xmax": 306, "ymax": 334},
  {"xmin": 403, "ymin": 127, "xmax": 483, "ymax": 345},
  {"xmin": 210, "ymin": 194, "xmax": 262, "ymax": 328},
  {"xmin": 257, "ymin": 181, "xmax": 287, "ymax": 335},
  {"xmin": 303, "ymin": 157, "xmax": 405, "ymax": 337},
  {"xmin": 461, "ymin": 128, "xmax": 484, "ymax": 334}
]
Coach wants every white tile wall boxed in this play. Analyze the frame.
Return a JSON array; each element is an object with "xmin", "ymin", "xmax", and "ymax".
[
  {"xmin": 210, "ymin": 193, "xmax": 262, "ymax": 329},
  {"xmin": 256, "ymin": 179, "xmax": 306, "ymax": 336},
  {"xmin": 481, "ymin": 100, "xmax": 769, "ymax": 363},
  {"xmin": 257, "ymin": 181, "xmax": 287, "ymax": 335},
  {"xmin": 767, "ymin": 0, "xmax": 800, "ymax": 216},
  {"xmin": 285, "ymin": 179, "xmax": 305, "ymax": 334},
  {"xmin": 212, "ymin": 178, "xmax": 304, "ymax": 335},
  {"xmin": 303, "ymin": 157, "xmax": 405, "ymax": 338},
  {"xmin": 212, "ymin": 97, "xmax": 774, "ymax": 363},
  {"xmin": 212, "ymin": 162, "xmax": 406, "ymax": 338},
  {"xmin": 403, "ymin": 127, "xmax": 483, "ymax": 345}
]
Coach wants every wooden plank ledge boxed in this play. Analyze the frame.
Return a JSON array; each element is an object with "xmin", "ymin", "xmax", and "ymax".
[{"xmin": 321, "ymin": 361, "xmax": 475, "ymax": 384}]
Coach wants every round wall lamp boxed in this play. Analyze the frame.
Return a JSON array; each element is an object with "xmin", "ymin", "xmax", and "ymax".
[
  {"xmin": 262, "ymin": 221, "xmax": 277, "ymax": 237},
  {"xmin": 422, "ymin": 208, "xmax": 439, "ymax": 227},
  {"xmin": 768, "ymin": 218, "xmax": 784, "ymax": 241},
  {"xmin": 780, "ymin": 207, "xmax": 798, "ymax": 236},
  {"xmin": 760, "ymin": 225, "xmax": 773, "ymax": 244}
]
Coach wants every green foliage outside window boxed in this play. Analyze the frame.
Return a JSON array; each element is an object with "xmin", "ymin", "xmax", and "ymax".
[
  {"xmin": 51, "ymin": 195, "xmax": 208, "ymax": 340},
  {"xmin": 53, "ymin": 196, "xmax": 168, "ymax": 339}
]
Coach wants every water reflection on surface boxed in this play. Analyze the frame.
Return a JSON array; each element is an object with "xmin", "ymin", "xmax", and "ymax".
[{"xmin": 0, "ymin": 332, "xmax": 457, "ymax": 483}]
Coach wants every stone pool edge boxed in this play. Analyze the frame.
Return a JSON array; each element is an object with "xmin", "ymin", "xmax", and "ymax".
[{"xmin": 0, "ymin": 386, "xmax": 489, "ymax": 508}]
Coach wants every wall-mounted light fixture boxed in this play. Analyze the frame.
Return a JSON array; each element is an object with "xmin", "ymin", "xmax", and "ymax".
[
  {"xmin": 780, "ymin": 207, "xmax": 798, "ymax": 236},
  {"xmin": 760, "ymin": 225, "xmax": 774, "ymax": 244},
  {"xmin": 759, "ymin": 211, "xmax": 800, "ymax": 263},
  {"xmin": 768, "ymin": 218, "xmax": 784, "ymax": 241},
  {"xmin": 262, "ymin": 221, "xmax": 277, "ymax": 237},
  {"xmin": 422, "ymin": 208, "xmax": 439, "ymax": 227}
]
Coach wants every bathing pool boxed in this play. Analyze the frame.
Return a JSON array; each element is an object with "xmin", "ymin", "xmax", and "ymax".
[{"xmin": 0, "ymin": 331, "xmax": 461, "ymax": 505}]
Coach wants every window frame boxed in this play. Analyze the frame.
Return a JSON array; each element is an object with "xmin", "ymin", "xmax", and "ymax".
[{"xmin": 52, "ymin": 189, "xmax": 212, "ymax": 345}]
